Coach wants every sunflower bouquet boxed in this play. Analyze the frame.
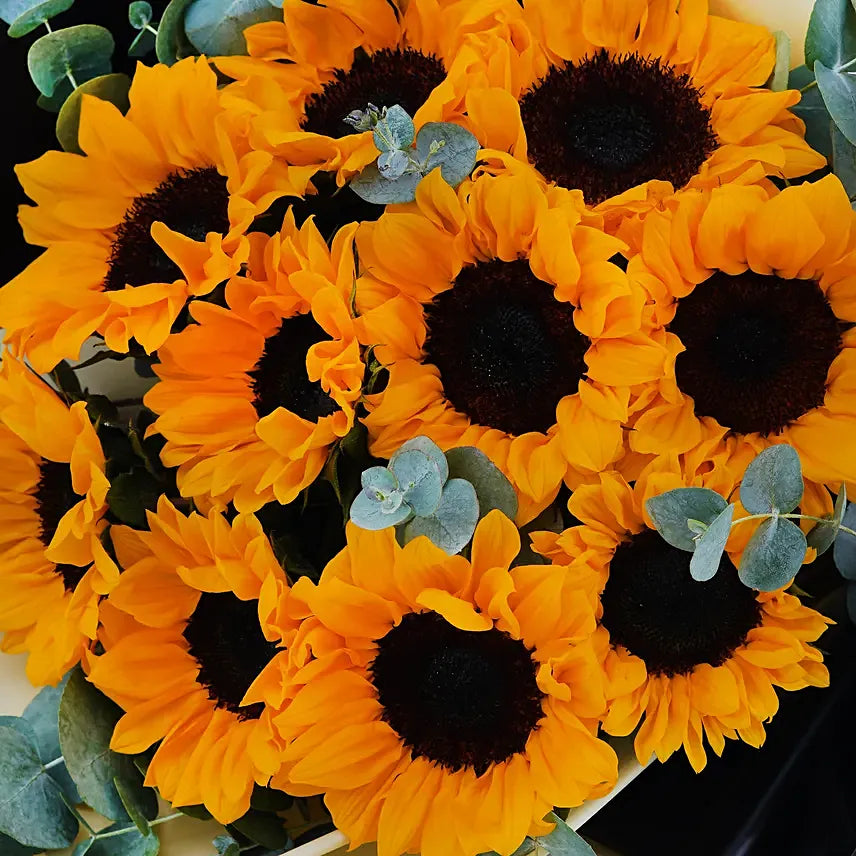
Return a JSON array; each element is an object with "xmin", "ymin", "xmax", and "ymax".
[{"xmin": 1, "ymin": 0, "xmax": 856, "ymax": 854}]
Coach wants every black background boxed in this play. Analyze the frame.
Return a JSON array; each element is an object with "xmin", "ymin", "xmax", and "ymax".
[{"xmin": 3, "ymin": 6, "xmax": 856, "ymax": 855}]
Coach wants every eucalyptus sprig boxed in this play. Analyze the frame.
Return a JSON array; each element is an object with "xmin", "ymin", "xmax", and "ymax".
[
  {"xmin": 646, "ymin": 445, "xmax": 856, "ymax": 599},
  {"xmin": 344, "ymin": 103, "xmax": 479, "ymax": 204}
]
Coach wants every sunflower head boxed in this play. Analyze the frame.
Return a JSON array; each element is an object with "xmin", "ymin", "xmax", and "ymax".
[
  {"xmin": 0, "ymin": 355, "xmax": 117, "ymax": 685},
  {"xmin": 271, "ymin": 510, "xmax": 617, "ymax": 856},
  {"xmin": 354, "ymin": 168, "xmax": 665, "ymax": 522},
  {"xmin": 88, "ymin": 497, "xmax": 302, "ymax": 823},
  {"xmin": 535, "ymin": 468, "xmax": 831, "ymax": 772},
  {"xmin": 464, "ymin": 0, "xmax": 825, "ymax": 224},
  {"xmin": 145, "ymin": 213, "xmax": 365, "ymax": 513}
]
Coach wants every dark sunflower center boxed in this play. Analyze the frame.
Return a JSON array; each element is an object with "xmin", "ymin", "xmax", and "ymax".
[
  {"xmin": 423, "ymin": 259, "xmax": 588, "ymax": 436},
  {"xmin": 34, "ymin": 460, "xmax": 86, "ymax": 592},
  {"xmin": 370, "ymin": 612, "xmax": 544, "ymax": 775},
  {"xmin": 183, "ymin": 591, "xmax": 279, "ymax": 720},
  {"xmin": 670, "ymin": 271, "xmax": 844, "ymax": 436},
  {"xmin": 519, "ymin": 50, "xmax": 718, "ymax": 204},
  {"xmin": 251, "ymin": 172, "xmax": 383, "ymax": 242},
  {"xmin": 104, "ymin": 167, "xmax": 230, "ymax": 291},
  {"xmin": 300, "ymin": 47, "xmax": 447, "ymax": 138},
  {"xmin": 601, "ymin": 530, "xmax": 763, "ymax": 677},
  {"xmin": 248, "ymin": 314, "xmax": 340, "ymax": 422}
]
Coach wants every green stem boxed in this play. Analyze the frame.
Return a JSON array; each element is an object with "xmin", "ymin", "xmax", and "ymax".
[
  {"xmin": 144, "ymin": 23, "xmax": 159, "ymax": 36},
  {"xmin": 731, "ymin": 513, "xmax": 856, "ymax": 538},
  {"xmin": 838, "ymin": 55, "xmax": 856, "ymax": 72},
  {"xmin": 66, "ymin": 69, "xmax": 79, "ymax": 89},
  {"xmin": 43, "ymin": 757, "xmax": 64, "ymax": 771},
  {"xmin": 71, "ymin": 350, "xmax": 129, "ymax": 371},
  {"xmin": 92, "ymin": 812, "xmax": 183, "ymax": 841},
  {"xmin": 800, "ymin": 80, "xmax": 817, "ymax": 93},
  {"xmin": 43, "ymin": 19, "xmax": 52, "ymax": 33}
]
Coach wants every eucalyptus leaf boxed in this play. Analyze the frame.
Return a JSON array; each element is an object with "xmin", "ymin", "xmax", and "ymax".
[
  {"xmin": 128, "ymin": 1, "xmax": 152, "ymax": 28},
  {"xmin": 249, "ymin": 784, "xmax": 292, "ymax": 813},
  {"xmin": 645, "ymin": 487, "xmax": 728, "ymax": 552},
  {"xmin": 377, "ymin": 149, "xmax": 410, "ymax": 179},
  {"xmin": 403, "ymin": 478, "xmax": 479, "ymax": 555},
  {"xmin": 114, "ymin": 777, "xmax": 150, "ymax": 836},
  {"xmin": 228, "ymin": 810, "xmax": 290, "ymax": 850},
  {"xmin": 21, "ymin": 673, "xmax": 80, "ymax": 805},
  {"xmin": 807, "ymin": 485, "xmax": 847, "ymax": 556},
  {"xmin": 414, "ymin": 122, "xmax": 479, "ymax": 188},
  {"xmin": 832, "ymin": 124, "xmax": 856, "ymax": 197},
  {"xmin": 534, "ymin": 813, "xmax": 596, "ymax": 856},
  {"xmin": 0, "ymin": 724, "xmax": 78, "ymax": 849},
  {"xmin": 833, "ymin": 502, "xmax": 856, "ymax": 579},
  {"xmin": 36, "ymin": 76, "xmax": 74, "ymax": 112},
  {"xmin": 350, "ymin": 489, "xmax": 412, "ymax": 530},
  {"xmin": 27, "ymin": 24, "xmax": 114, "ymax": 97},
  {"xmin": 361, "ymin": 466, "xmax": 398, "ymax": 499},
  {"xmin": 689, "ymin": 504, "xmax": 734, "ymax": 582},
  {"xmin": 739, "ymin": 517, "xmax": 807, "ymax": 591},
  {"xmin": 445, "ymin": 446, "xmax": 518, "ymax": 521},
  {"xmin": 768, "ymin": 30, "xmax": 791, "ymax": 91},
  {"xmin": 106, "ymin": 467, "xmax": 162, "ymax": 529},
  {"xmin": 0, "ymin": 832, "xmax": 39, "ymax": 856},
  {"xmin": 805, "ymin": 0, "xmax": 856, "ymax": 69},
  {"xmin": 392, "ymin": 436, "xmax": 449, "ymax": 484},
  {"xmin": 790, "ymin": 65, "xmax": 834, "ymax": 160},
  {"xmin": 56, "ymin": 73, "xmax": 131, "ymax": 155},
  {"xmin": 155, "ymin": 0, "xmax": 197, "ymax": 65},
  {"xmin": 373, "ymin": 104, "xmax": 415, "ymax": 152},
  {"xmin": 739, "ymin": 445, "xmax": 804, "ymax": 515},
  {"xmin": 84, "ymin": 823, "xmax": 159, "ymax": 856},
  {"xmin": 184, "ymin": 0, "xmax": 282, "ymax": 57},
  {"xmin": 350, "ymin": 162, "xmax": 421, "ymax": 204},
  {"xmin": 389, "ymin": 449, "xmax": 443, "ymax": 517},
  {"xmin": 815, "ymin": 59, "xmax": 856, "ymax": 146},
  {"xmin": 5, "ymin": 0, "xmax": 74, "ymax": 37},
  {"xmin": 214, "ymin": 834, "xmax": 241, "ymax": 856},
  {"xmin": 59, "ymin": 669, "xmax": 158, "ymax": 824}
]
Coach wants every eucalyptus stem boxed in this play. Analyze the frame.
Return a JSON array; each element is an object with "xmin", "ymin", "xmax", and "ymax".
[
  {"xmin": 144, "ymin": 23, "xmax": 158, "ymax": 36},
  {"xmin": 43, "ymin": 757, "xmax": 64, "ymax": 771},
  {"xmin": 731, "ymin": 512, "xmax": 856, "ymax": 538},
  {"xmin": 839, "ymin": 55, "xmax": 856, "ymax": 73},
  {"xmin": 66, "ymin": 69, "xmax": 79, "ymax": 89},
  {"xmin": 43, "ymin": 19, "xmax": 52, "ymax": 32},
  {"xmin": 800, "ymin": 80, "xmax": 817, "ymax": 93},
  {"xmin": 91, "ymin": 812, "xmax": 183, "ymax": 841}
]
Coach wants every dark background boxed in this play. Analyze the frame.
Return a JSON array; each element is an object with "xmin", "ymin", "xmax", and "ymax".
[{"xmin": 4, "ymin": 6, "xmax": 856, "ymax": 855}]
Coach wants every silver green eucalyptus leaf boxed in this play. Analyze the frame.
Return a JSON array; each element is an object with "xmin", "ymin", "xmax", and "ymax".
[
  {"xmin": 739, "ymin": 445, "xmax": 803, "ymax": 515},
  {"xmin": 815, "ymin": 59, "xmax": 856, "ymax": 147},
  {"xmin": 414, "ymin": 121, "xmax": 479, "ymax": 187},
  {"xmin": 833, "ymin": 502, "xmax": 856, "ymax": 580},
  {"xmin": 403, "ymin": 478, "xmax": 479, "ymax": 554},
  {"xmin": 128, "ymin": 1, "xmax": 152, "ymax": 28},
  {"xmin": 361, "ymin": 466, "xmax": 398, "ymax": 500},
  {"xmin": 390, "ymin": 449, "xmax": 443, "ymax": 517},
  {"xmin": 804, "ymin": 0, "xmax": 856, "ymax": 70},
  {"xmin": 350, "ymin": 163, "xmax": 421, "ymax": 204},
  {"xmin": 3, "ymin": 0, "xmax": 74, "ymax": 37},
  {"xmin": 155, "ymin": 0, "xmax": 197, "ymax": 65},
  {"xmin": 738, "ymin": 517, "xmax": 807, "ymax": 591},
  {"xmin": 27, "ymin": 24, "xmax": 114, "ymax": 97},
  {"xmin": 689, "ymin": 504, "xmax": 734, "ymax": 582},
  {"xmin": 378, "ymin": 149, "xmax": 411, "ymax": 179},
  {"xmin": 373, "ymin": 104, "xmax": 415, "ymax": 152},
  {"xmin": 350, "ymin": 490, "xmax": 412, "ymax": 530},
  {"xmin": 645, "ymin": 487, "xmax": 728, "ymax": 552},
  {"xmin": 686, "ymin": 519, "xmax": 708, "ymax": 536},
  {"xmin": 790, "ymin": 65, "xmax": 833, "ymax": 159},
  {"xmin": 184, "ymin": 0, "xmax": 282, "ymax": 56},
  {"xmin": 807, "ymin": 485, "xmax": 847, "ymax": 556},
  {"xmin": 393, "ymin": 436, "xmax": 449, "ymax": 484},
  {"xmin": 534, "ymin": 813, "xmax": 597, "ymax": 856},
  {"xmin": 381, "ymin": 490, "xmax": 405, "ymax": 514},
  {"xmin": 445, "ymin": 446, "xmax": 517, "ymax": 521}
]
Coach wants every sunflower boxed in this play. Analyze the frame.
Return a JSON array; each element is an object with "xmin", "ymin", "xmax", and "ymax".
[
  {"xmin": 144, "ymin": 214, "xmax": 364, "ymax": 513},
  {"xmin": 0, "ymin": 57, "xmax": 305, "ymax": 373},
  {"xmin": 0, "ymin": 355, "xmax": 117, "ymax": 686},
  {"xmin": 87, "ymin": 497, "xmax": 300, "ymax": 823},
  {"xmin": 269, "ymin": 510, "xmax": 617, "ymax": 856},
  {"xmin": 356, "ymin": 168, "xmax": 665, "ymax": 523},
  {"xmin": 214, "ymin": 0, "xmax": 532, "ymax": 230},
  {"xmin": 532, "ymin": 469, "xmax": 831, "ymax": 772},
  {"xmin": 617, "ymin": 175, "xmax": 856, "ymax": 499},
  {"xmin": 464, "ymin": 0, "xmax": 824, "ymax": 223}
]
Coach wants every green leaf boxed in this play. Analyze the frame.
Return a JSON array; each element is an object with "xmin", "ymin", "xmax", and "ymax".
[
  {"xmin": 392, "ymin": 436, "xmax": 449, "ymax": 483},
  {"xmin": 228, "ymin": 810, "xmax": 290, "ymax": 850},
  {"xmin": 805, "ymin": 0, "xmax": 856, "ymax": 69},
  {"xmin": 807, "ymin": 485, "xmax": 847, "ymax": 556},
  {"xmin": 534, "ymin": 813, "xmax": 596, "ymax": 856},
  {"xmin": 645, "ymin": 487, "xmax": 728, "ymax": 552},
  {"xmin": 0, "ymin": 724, "xmax": 78, "ymax": 849},
  {"xmin": 59, "ymin": 669, "xmax": 158, "ymax": 824},
  {"xmin": 37, "ymin": 76, "xmax": 74, "ymax": 112},
  {"xmin": 86, "ymin": 394, "xmax": 121, "ymax": 426},
  {"xmin": 790, "ymin": 65, "xmax": 834, "ymax": 160},
  {"xmin": 249, "ymin": 784, "xmax": 292, "ymax": 813},
  {"xmin": 128, "ymin": 1, "xmax": 152, "ymax": 28},
  {"xmin": 832, "ymin": 123, "xmax": 856, "ymax": 196},
  {"xmin": 373, "ymin": 104, "xmax": 415, "ymax": 152},
  {"xmin": 740, "ymin": 445, "xmax": 804, "ymax": 515},
  {"xmin": 73, "ymin": 840, "xmax": 94, "ymax": 856},
  {"xmin": 56, "ymin": 72, "xmax": 131, "ymax": 155},
  {"xmin": 389, "ymin": 449, "xmax": 443, "ymax": 517},
  {"xmin": 27, "ymin": 24, "xmax": 114, "ymax": 97},
  {"xmin": 213, "ymin": 834, "xmax": 241, "ymax": 856},
  {"xmin": 403, "ymin": 477, "xmax": 479, "ymax": 554},
  {"xmin": 0, "ymin": 832, "xmax": 39, "ymax": 856},
  {"xmin": 106, "ymin": 467, "xmax": 162, "ymax": 528},
  {"xmin": 84, "ymin": 823, "xmax": 159, "ymax": 856},
  {"xmin": 114, "ymin": 777, "xmax": 150, "ymax": 836},
  {"xmin": 739, "ymin": 517, "xmax": 807, "ymax": 591},
  {"xmin": 350, "ymin": 162, "xmax": 421, "ymax": 204},
  {"xmin": 5, "ymin": 0, "xmax": 74, "ymax": 36},
  {"xmin": 767, "ymin": 31, "xmax": 791, "ymax": 91},
  {"xmin": 445, "ymin": 446, "xmax": 517, "ymax": 521},
  {"xmin": 414, "ymin": 122, "xmax": 479, "ymax": 188},
  {"xmin": 349, "ymin": 489, "xmax": 411, "ymax": 530},
  {"xmin": 21, "ymin": 673, "xmax": 81, "ymax": 805},
  {"xmin": 377, "ymin": 148, "xmax": 410, "ymax": 179},
  {"xmin": 184, "ymin": 0, "xmax": 282, "ymax": 56},
  {"xmin": 833, "ymin": 501, "xmax": 856, "ymax": 579},
  {"xmin": 155, "ymin": 0, "xmax": 197, "ymax": 65},
  {"xmin": 361, "ymin": 466, "xmax": 398, "ymax": 499},
  {"xmin": 689, "ymin": 504, "xmax": 734, "ymax": 582},
  {"xmin": 176, "ymin": 804, "xmax": 212, "ymax": 821},
  {"xmin": 49, "ymin": 359, "xmax": 83, "ymax": 403},
  {"xmin": 816, "ymin": 59, "xmax": 856, "ymax": 146}
]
